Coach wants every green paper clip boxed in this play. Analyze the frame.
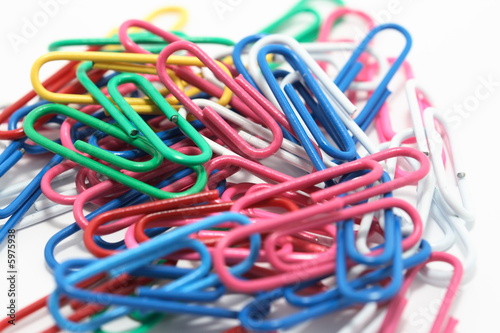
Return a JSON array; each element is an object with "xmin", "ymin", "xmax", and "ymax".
[
  {"xmin": 76, "ymin": 61, "xmax": 212, "ymax": 167},
  {"xmin": 49, "ymin": 32, "xmax": 235, "ymax": 53},
  {"xmin": 24, "ymin": 103, "xmax": 207, "ymax": 199},
  {"xmin": 260, "ymin": 0, "xmax": 345, "ymax": 42}
]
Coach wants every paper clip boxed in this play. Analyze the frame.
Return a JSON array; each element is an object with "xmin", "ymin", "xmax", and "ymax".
[
  {"xmin": 103, "ymin": 5, "xmax": 190, "ymax": 44},
  {"xmin": 215, "ymin": 197, "xmax": 421, "ymax": 293},
  {"xmin": 83, "ymin": 191, "xmax": 219, "ymax": 257},
  {"xmin": 241, "ymin": 34, "xmax": 380, "ymax": 155},
  {"xmin": 423, "ymin": 107, "xmax": 475, "ymax": 228},
  {"xmin": 70, "ymin": 154, "xmax": 216, "ymax": 236},
  {"xmin": 0, "ymin": 103, "xmax": 68, "ymax": 234},
  {"xmin": 24, "ymin": 103, "xmax": 207, "ymax": 199},
  {"xmin": 317, "ymin": 7, "xmax": 375, "ymax": 71},
  {"xmin": 120, "ymin": 197, "xmax": 298, "ymax": 264},
  {"xmin": 404, "ymin": 98, "xmax": 476, "ymax": 286},
  {"xmin": 191, "ymin": 99, "xmax": 327, "ymax": 172},
  {"xmin": 48, "ymin": 32, "xmax": 173, "ymax": 52},
  {"xmin": 221, "ymin": 146, "xmax": 428, "ymax": 219},
  {"xmin": 237, "ymin": 240, "xmax": 431, "ymax": 332},
  {"xmin": 227, "ymin": 156, "xmax": 384, "ymax": 213},
  {"xmin": 0, "ymin": 179, "xmax": 76, "ymax": 231},
  {"xmin": 0, "ymin": 154, "xmax": 63, "ymax": 241},
  {"xmin": 114, "ymin": 19, "xmax": 239, "ymax": 109},
  {"xmin": 209, "ymin": 148, "xmax": 428, "ymax": 292},
  {"xmin": 142, "ymin": 5, "xmax": 189, "ymax": 30},
  {"xmin": 43, "ymin": 169, "xmax": 197, "ymax": 270},
  {"xmin": 335, "ymin": 212, "xmax": 403, "ymax": 303},
  {"xmin": 156, "ymin": 40, "xmax": 284, "ymax": 159},
  {"xmin": 49, "ymin": 212, "xmax": 261, "ymax": 332},
  {"xmin": 335, "ymin": 23, "xmax": 412, "ymax": 131},
  {"xmin": 118, "ymin": 19, "xmax": 234, "ymax": 55},
  {"xmin": 318, "ymin": 7, "xmax": 375, "ymax": 42},
  {"xmin": 420, "ymin": 192, "xmax": 477, "ymax": 287},
  {"xmin": 256, "ymin": 43, "xmax": 357, "ymax": 164},
  {"xmin": 106, "ymin": 74, "xmax": 212, "ymax": 166},
  {"xmin": 259, "ymin": 0, "xmax": 344, "ymax": 42},
  {"xmin": 309, "ymin": 41, "xmax": 387, "ymax": 93},
  {"xmin": 75, "ymin": 61, "xmax": 212, "ymax": 167},
  {"xmin": 375, "ymin": 65, "xmax": 434, "ymax": 144},
  {"xmin": 303, "ymin": 146, "xmax": 429, "ymax": 204},
  {"xmin": 259, "ymin": 2, "xmax": 321, "ymax": 42},
  {"xmin": 0, "ymin": 48, "xmax": 106, "ymax": 140},
  {"xmin": 29, "ymin": 51, "xmax": 232, "ymax": 113},
  {"xmin": 0, "ymin": 274, "xmax": 133, "ymax": 331},
  {"xmin": 380, "ymin": 251, "xmax": 463, "ymax": 333},
  {"xmin": 245, "ymin": 34, "xmax": 355, "ymax": 114},
  {"xmin": 233, "ymin": 35, "xmax": 386, "ymax": 98},
  {"xmin": 282, "ymin": 239, "xmax": 431, "ymax": 309}
]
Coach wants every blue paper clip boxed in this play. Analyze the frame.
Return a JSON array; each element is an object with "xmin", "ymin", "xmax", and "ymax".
[
  {"xmin": 341, "ymin": 172, "xmax": 399, "ymax": 265},
  {"xmin": 49, "ymin": 212, "xmax": 261, "ymax": 332},
  {"xmin": 257, "ymin": 43, "xmax": 357, "ymax": 166},
  {"xmin": 232, "ymin": 33, "xmax": 268, "ymax": 90},
  {"xmin": 238, "ymin": 240, "xmax": 431, "ymax": 331},
  {"xmin": 335, "ymin": 216, "xmax": 403, "ymax": 303},
  {"xmin": 335, "ymin": 23, "xmax": 412, "ymax": 131},
  {"xmin": 0, "ymin": 154, "xmax": 63, "ymax": 241},
  {"xmin": 0, "ymin": 102, "xmax": 68, "ymax": 242}
]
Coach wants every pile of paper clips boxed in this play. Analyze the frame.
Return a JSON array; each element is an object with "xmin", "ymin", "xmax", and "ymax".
[{"xmin": 0, "ymin": 1, "xmax": 476, "ymax": 332}]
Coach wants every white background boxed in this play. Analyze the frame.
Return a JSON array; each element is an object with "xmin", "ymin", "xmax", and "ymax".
[{"xmin": 0, "ymin": 0, "xmax": 499, "ymax": 332}]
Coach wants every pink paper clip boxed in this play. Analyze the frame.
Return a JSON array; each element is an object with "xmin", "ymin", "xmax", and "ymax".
[
  {"xmin": 205, "ymin": 154, "xmax": 323, "ymax": 207},
  {"xmin": 318, "ymin": 7, "xmax": 375, "ymax": 43},
  {"xmin": 118, "ymin": 19, "xmax": 184, "ymax": 54},
  {"xmin": 214, "ymin": 196, "xmax": 423, "ymax": 292},
  {"xmin": 228, "ymin": 156, "xmax": 383, "ymax": 213},
  {"xmin": 317, "ymin": 7, "xmax": 375, "ymax": 75},
  {"xmin": 380, "ymin": 251, "xmax": 463, "ymax": 333},
  {"xmin": 311, "ymin": 146, "xmax": 429, "ymax": 204},
  {"xmin": 157, "ymin": 40, "xmax": 286, "ymax": 159},
  {"xmin": 225, "ymin": 146, "xmax": 427, "ymax": 213}
]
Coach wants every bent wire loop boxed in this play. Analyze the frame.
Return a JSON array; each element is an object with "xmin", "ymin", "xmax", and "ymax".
[
  {"xmin": 258, "ymin": 1, "xmax": 322, "ymax": 42},
  {"xmin": 423, "ymin": 107, "xmax": 474, "ymax": 228},
  {"xmin": 317, "ymin": 7, "xmax": 375, "ymax": 71},
  {"xmin": 227, "ymin": 146, "xmax": 429, "ymax": 213},
  {"xmin": 117, "ymin": 19, "xmax": 234, "ymax": 54},
  {"xmin": 23, "ymin": 103, "xmax": 207, "ymax": 199},
  {"xmin": 82, "ymin": 191, "xmax": 219, "ymax": 257},
  {"xmin": 240, "ymin": 34, "xmax": 380, "ymax": 155},
  {"xmin": 76, "ymin": 61, "xmax": 212, "ymax": 167},
  {"xmin": 0, "ymin": 102, "xmax": 68, "ymax": 239},
  {"xmin": 102, "ymin": 5, "xmax": 190, "ymax": 44},
  {"xmin": 256, "ymin": 44, "xmax": 357, "ymax": 165},
  {"xmin": 0, "ymin": 47, "xmax": 106, "ymax": 141},
  {"xmin": 380, "ymin": 251, "xmax": 463, "ymax": 333},
  {"xmin": 43, "ymin": 168, "xmax": 200, "ymax": 270},
  {"xmin": 258, "ymin": 0, "xmax": 345, "ymax": 43},
  {"xmin": 335, "ymin": 23, "xmax": 412, "ymax": 132},
  {"xmin": 214, "ymin": 197, "xmax": 425, "ymax": 293},
  {"xmin": 156, "ymin": 40, "xmax": 285, "ymax": 159},
  {"xmin": 30, "ymin": 50, "xmax": 233, "ymax": 113},
  {"xmin": 49, "ymin": 212, "xmax": 261, "ymax": 332},
  {"xmin": 236, "ymin": 234, "xmax": 432, "ymax": 332}
]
